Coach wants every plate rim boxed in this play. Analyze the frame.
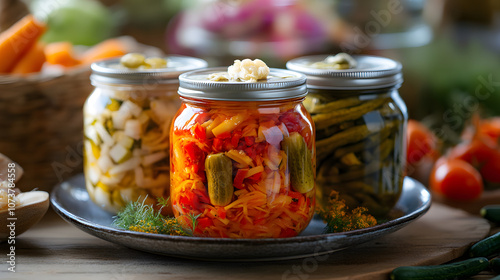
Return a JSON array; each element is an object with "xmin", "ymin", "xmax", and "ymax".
[{"xmin": 50, "ymin": 174, "xmax": 431, "ymax": 246}]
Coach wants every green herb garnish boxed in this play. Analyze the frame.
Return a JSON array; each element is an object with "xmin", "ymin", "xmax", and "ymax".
[
  {"xmin": 112, "ymin": 197, "xmax": 191, "ymax": 236},
  {"xmin": 317, "ymin": 191, "xmax": 377, "ymax": 233}
]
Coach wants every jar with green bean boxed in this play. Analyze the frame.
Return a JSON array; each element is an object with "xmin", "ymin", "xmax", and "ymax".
[{"xmin": 287, "ymin": 54, "xmax": 407, "ymax": 217}]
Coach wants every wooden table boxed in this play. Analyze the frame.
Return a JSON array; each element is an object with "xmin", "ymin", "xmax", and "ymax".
[{"xmin": 0, "ymin": 203, "xmax": 498, "ymax": 280}]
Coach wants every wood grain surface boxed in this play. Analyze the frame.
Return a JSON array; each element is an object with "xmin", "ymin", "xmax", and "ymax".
[{"xmin": 0, "ymin": 203, "xmax": 495, "ymax": 280}]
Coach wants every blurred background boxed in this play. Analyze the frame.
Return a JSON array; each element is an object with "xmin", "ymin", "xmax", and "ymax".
[{"xmin": 1, "ymin": 0, "xmax": 499, "ymax": 140}]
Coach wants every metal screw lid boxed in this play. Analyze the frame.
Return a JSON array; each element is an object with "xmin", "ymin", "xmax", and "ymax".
[
  {"xmin": 178, "ymin": 67, "xmax": 307, "ymax": 101},
  {"xmin": 286, "ymin": 55, "xmax": 403, "ymax": 90},
  {"xmin": 90, "ymin": 55, "xmax": 208, "ymax": 85}
]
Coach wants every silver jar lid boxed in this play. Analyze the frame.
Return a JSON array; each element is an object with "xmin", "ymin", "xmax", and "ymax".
[
  {"xmin": 286, "ymin": 55, "xmax": 402, "ymax": 90},
  {"xmin": 178, "ymin": 68, "xmax": 307, "ymax": 101},
  {"xmin": 90, "ymin": 55, "xmax": 208, "ymax": 85}
]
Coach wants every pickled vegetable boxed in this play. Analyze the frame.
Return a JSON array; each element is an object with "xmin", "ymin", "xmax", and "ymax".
[
  {"xmin": 171, "ymin": 102, "xmax": 315, "ymax": 238},
  {"xmin": 83, "ymin": 88, "xmax": 180, "ymax": 214},
  {"xmin": 119, "ymin": 53, "xmax": 168, "ymax": 69},
  {"xmin": 205, "ymin": 153, "xmax": 234, "ymax": 206},
  {"xmin": 120, "ymin": 53, "xmax": 145, "ymax": 68},
  {"xmin": 309, "ymin": 89, "xmax": 405, "ymax": 217},
  {"xmin": 283, "ymin": 132, "xmax": 314, "ymax": 193},
  {"xmin": 310, "ymin": 53, "xmax": 357, "ymax": 70}
]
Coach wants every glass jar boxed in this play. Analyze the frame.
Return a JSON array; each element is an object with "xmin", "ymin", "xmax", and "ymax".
[
  {"xmin": 83, "ymin": 56, "xmax": 207, "ymax": 214},
  {"xmin": 171, "ymin": 68, "xmax": 315, "ymax": 238},
  {"xmin": 287, "ymin": 55, "xmax": 407, "ymax": 217}
]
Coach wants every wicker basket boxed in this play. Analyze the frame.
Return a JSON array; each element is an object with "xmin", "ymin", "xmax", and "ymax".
[
  {"xmin": 0, "ymin": 0, "xmax": 165, "ymax": 191},
  {"xmin": 0, "ymin": 68, "xmax": 92, "ymax": 192}
]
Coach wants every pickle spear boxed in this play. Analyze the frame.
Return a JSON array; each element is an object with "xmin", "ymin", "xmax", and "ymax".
[
  {"xmin": 282, "ymin": 132, "xmax": 314, "ymax": 193},
  {"xmin": 205, "ymin": 153, "xmax": 234, "ymax": 206}
]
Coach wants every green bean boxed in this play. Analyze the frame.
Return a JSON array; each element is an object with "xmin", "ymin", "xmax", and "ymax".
[
  {"xmin": 322, "ymin": 161, "xmax": 381, "ymax": 184},
  {"xmin": 316, "ymin": 120, "xmax": 397, "ymax": 161},
  {"xmin": 312, "ymin": 98, "xmax": 388, "ymax": 130},
  {"xmin": 307, "ymin": 97, "xmax": 364, "ymax": 114},
  {"xmin": 316, "ymin": 125, "xmax": 371, "ymax": 161}
]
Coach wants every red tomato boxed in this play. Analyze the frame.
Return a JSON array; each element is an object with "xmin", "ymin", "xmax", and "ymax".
[
  {"xmin": 233, "ymin": 168, "xmax": 249, "ymax": 189},
  {"xmin": 430, "ymin": 158, "xmax": 483, "ymax": 201},
  {"xmin": 480, "ymin": 150, "xmax": 500, "ymax": 183},
  {"xmin": 448, "ymin": 136, "xmax": 497, "ymax": 167},
  {"xmin": 406, "ymin": 120, "xmax": 437, "ymax": 165},
  {"xmin": 479, "ymin": 118, "xmax": 500, "ymax": 142}
]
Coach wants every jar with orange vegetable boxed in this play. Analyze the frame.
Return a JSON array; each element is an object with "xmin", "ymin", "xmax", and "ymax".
[
  {"xmin": 170, "ymin": 60, "xmax": 316, "ymax": 238},
  {"xmin": 83, "ymin": 54, "xmax": 207, "ymax": 214}
]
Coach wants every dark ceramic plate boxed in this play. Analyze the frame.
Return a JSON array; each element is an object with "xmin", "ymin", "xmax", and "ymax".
[{"xmin": 51, "ymin": 175, "xmax": 431, "ymax": 261}]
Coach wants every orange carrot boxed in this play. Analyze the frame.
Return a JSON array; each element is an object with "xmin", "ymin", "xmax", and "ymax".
[
  {"xmin": 10, "ymin": 41, "xmax": 46, "ymax": 75},
  {"xmin": 80, "ymin": 38, "xmax": 128, "ymax": 65},
  {"xmin": 44, "ymin": 42, "xmax": 80, "ymax": 67},
  {"xmin": 0, "ymin": 14, "xmax": 46, "ymax": 73}
]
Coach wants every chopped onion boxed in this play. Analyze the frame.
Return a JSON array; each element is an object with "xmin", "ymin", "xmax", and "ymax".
[
  {"xmin": 84, "ymin": 141, "xmax": 96, "ymax": 163},
  {"xmin": 122, "ymin": 100, "xmax": 142, "ymax": 118},
  {"xmin": 85, "ymin": 125, "xmax": 100, "ymax": 144},
  {"xmin": 142, "ymin": 151, "xmax": 167, "ymax": 166},
  {"xmin": 279, "ymin": 123, "xmax": 289, "ymax": 137},
  {"xmin": 94, "ymin": 122, "xmax": 114, "ymax": 147},
  {"xmin": 97, "ymin": 154, "xmax": 113, "ymax": 173},
  {"xmin": 112, "ymin": 109, "xmax": 131, "ymax": 130},
  {"xmin": 87, "ymin": 165, "xmax": 101, "ymax": 185},
  {"xmin": 150, "ymin": 100, "xmax": 177, "ymax": 124},
  {"xmin": 94, "ymin": 186, "xmax": 116, "ymax": 213},
  {"xmin": 108, "ymin": 157, "xmax": 141, "ymax": 175},
  {"xmin": 124, "ymin": 119, "xmax": 142, "ymax": 140},
  {"xmin": 100, "ymin": 172, "xmax": 125, "ymax": 185},
  {"xmin": 109, "ymin": 143, "xmax": 129, "ymax": 163},
  {"xmin": 261, "ymin": 126, "xmax": 283, "ymax": 148}
]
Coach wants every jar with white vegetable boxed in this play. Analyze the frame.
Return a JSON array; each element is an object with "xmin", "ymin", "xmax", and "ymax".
[{"xmin": 84, "ymin": 54, "xmax": 208, "ymax": 214}]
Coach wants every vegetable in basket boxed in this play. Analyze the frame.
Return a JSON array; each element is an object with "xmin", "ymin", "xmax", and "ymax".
[{"xmin": 30, "ymin": 0, "xmax": 115, "ymax": 46}]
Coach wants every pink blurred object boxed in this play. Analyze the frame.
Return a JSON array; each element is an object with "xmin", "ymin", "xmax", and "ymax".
[{"xmin": 166, "ymin": 0, "xmax": 328, "ymax": 63}]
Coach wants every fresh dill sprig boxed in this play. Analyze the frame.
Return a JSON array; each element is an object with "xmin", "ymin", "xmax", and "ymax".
[
  {"xmin": 186, "ymin": 213, "xmax": 202, "ymax": 235},
  {"xmin": 156, "ymin": 196, "xmax": 170, "ymax": 207},
  {"xmin": 112, "ymin": 197, "xmax": 190, "ymax": 236},
  {"xmin": 316, "ymin": 191, "xmax": 377, "ymax": 233}
]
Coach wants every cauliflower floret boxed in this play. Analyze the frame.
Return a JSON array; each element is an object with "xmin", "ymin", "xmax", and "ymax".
[{"xmin": 227, "ymin": 59, "xmax": 270, "ymax": 82}]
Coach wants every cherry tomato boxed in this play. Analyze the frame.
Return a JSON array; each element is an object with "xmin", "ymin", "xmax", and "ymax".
[
  {"xmin": 448, "ymin": 136, "xmax": 497, "ymax": 167},
  {"xmin": 430, "ymin": 158, "xmax": 483, "ymax": 201},
  {"xmin": 406, "ymin": 120, "xmax": 437, "ymax": 165},
  {"xmin": 479, "ymin": 117, "xmax": 500, "ymax": 142},
  {"xmin": 480, "ymin": 150, "xmax": 500, "ymax": 183}
]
